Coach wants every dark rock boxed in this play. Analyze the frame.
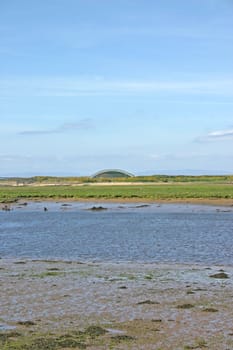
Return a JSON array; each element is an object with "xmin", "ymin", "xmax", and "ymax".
[
  {"xmin": 209, "ymin": 272, "xmax": 229, "ymax": 279},
  {"xmin": 17, "ymin": 320, "xmax": 36, "ymax": 326},
  {"xmin": 176, "ymin": 303, "xmax": 194, "ymax": 309},
  {"xmin": 88, "ymin": 206, "xmax": 107, "ymax": 211},
  {"xmin": 202, "ymin": 308, "xmax": 218, "ymax": 312},
  {"xmin": 2, "ymin": 205, "xmax": 11, "ymax": 211},
  {"xmin": 14, "ymin": 261, "xmax": 26, "ymax": 265},
  {"xmin": 135, "ymin": 204, "xmax": 150, "ymax": 208},
  {"xmin": 137, "ymin": 300, "xmax": 159, "ymax": 305}
]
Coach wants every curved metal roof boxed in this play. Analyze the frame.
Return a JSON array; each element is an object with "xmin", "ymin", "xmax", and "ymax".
[{"xmin": 92, "ymin": 169, "xmax": 134, "ymax": 178}]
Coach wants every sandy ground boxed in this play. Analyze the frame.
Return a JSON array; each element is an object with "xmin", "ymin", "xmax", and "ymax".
[{"xmin": 1, "ymin": 259, "xmax": 233, "ymax": 349}]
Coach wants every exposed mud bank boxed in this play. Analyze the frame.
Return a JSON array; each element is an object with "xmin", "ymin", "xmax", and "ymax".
[{"xmin": 1, "ymin": 259, "xmax": 233, "ymax": 349}]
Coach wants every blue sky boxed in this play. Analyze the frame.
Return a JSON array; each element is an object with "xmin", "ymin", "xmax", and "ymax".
[{"xmin": 1, "ymin": 0, "xmax": 233, "ymax": 176}]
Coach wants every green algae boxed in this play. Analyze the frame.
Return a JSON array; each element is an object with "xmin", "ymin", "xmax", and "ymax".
[{"xmin": 0, "ymin": 325, "xmax": 107, "ymax": 350}]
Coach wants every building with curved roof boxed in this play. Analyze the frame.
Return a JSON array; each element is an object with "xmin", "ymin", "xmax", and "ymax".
[{"xmin": 92, "ymin": 169, "xmax": 134, "ymax": 178}]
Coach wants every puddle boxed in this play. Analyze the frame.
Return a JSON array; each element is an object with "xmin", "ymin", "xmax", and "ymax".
[
  {"xmin": 106, "ymin": 328, "xmax": 126, "ymax": 334},
  {"xmin": 0, "ymin": 324, "xmax": 16, "ymax": 331}
]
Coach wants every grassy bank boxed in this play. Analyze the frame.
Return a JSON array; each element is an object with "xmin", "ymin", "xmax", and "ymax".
[{"xmin": 0, "ymin": 183, "xmax": 233, "ymax": 203}]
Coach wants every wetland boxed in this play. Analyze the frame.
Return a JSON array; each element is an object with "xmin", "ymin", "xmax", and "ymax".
[{"xmin": 1, "ymin": 200, "xmax": 233, "ymax": 349}]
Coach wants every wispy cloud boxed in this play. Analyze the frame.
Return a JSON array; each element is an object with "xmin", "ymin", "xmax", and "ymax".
[
  {"xmin": 0, "ymin": 154, "xmax": 32, "ymax": 162},
  {"xmin": 148, "ymin": 152, "xmax": 211, "ymax": 161},
  {"xmin": 19, "ymin": 119, "xmax": 93, "ymax": 136},
  {"xmin": 196, "ymin": 128, "xmax": 233, "ymax": 142},
  {"xmin": 1, "ymin": 77, "xmax": 233, "ymax": 98}
]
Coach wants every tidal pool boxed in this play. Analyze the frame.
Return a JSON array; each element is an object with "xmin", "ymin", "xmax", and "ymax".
[{"xmin": 0, "ymin": 202, "xmax": 233, "ymax": 265}]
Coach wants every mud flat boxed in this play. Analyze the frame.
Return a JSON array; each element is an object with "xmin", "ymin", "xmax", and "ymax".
[{"xmin": 1, "ymin": 259, "xmax": 233, "ymax": 349}]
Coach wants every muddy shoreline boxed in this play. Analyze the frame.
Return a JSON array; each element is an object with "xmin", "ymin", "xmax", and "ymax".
[
  {"xmin": 1, "ymin": 198, "xmax": 233, "ymax": 212},
  {"xmin": 1, "ymin": 259, "xmax": 233, "ymax": 349},
  {"xmin": 1, "ymin": 197, "xmax": 233, "ymax": 209}
]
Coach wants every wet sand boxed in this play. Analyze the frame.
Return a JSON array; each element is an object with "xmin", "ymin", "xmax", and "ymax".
[{"xmin": 1, "ymin": 259, "xmax": 233, "ymax": 349}]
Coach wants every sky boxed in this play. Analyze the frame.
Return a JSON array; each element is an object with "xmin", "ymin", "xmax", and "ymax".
[{"xmin": 1, "ymin": 0, "xmax": 233, "ymax": 176}]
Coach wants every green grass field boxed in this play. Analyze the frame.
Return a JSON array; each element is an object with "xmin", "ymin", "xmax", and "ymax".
[
  {"xmin": 1, "ymin": 174, "xmax": 233, "ymax": 185},
  {"xmin": 0, "ymin": 183, "xmax": 233, "ymax": 203}
]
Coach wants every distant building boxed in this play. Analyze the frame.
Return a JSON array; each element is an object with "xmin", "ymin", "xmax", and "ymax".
[{"xmin": 92, "ymin": 169, "xmax": 134, "ymax": 178}]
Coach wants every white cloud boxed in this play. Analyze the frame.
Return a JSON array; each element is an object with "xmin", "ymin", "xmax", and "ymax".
[
  {"xmin": 148, "ymin": 152, "xmax": 211, "ymax": 161},
  {"xmin": 0, "ymin": 154, "xmax": 32, "ymax": 162},
  {"xmin": 18, "ymin": 119, "xmax": 93, "ymax": 135},
  {"xmin": 207, "ymin": 129, "xmax": 233, "ymax": 138},
  {"xmin": 197, "ymin": 128, "xmax": 233, "ymax": 142},
  {"xmin": 1, "ymin": 77, "xmax": 233, "ymax": 98}
]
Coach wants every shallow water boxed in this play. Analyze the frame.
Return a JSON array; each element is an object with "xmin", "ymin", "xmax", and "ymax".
[{"xmin": 0, "ymin": 202, "xmax": 233, "ymax": 264}]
